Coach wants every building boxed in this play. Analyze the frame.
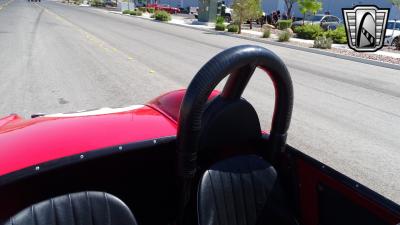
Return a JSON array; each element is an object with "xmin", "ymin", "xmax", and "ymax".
[{"xmin": 157, "ymin": 0, "xmax": 400, "ymax": 20}]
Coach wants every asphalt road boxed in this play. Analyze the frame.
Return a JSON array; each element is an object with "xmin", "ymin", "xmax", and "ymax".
[{"xmin": 1, "ymin": 0, "xmax": 400, "ymax": 204}]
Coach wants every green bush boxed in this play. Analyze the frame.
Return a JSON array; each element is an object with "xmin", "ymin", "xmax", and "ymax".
[
  {"xmin": 147, "ymin": 7, "xmax": 155, "ymax": 13},
  {"xmin": 215, "ymin": 23, "xmax": 226, "ymax": 31},
  {"xmin": 138, "ymin": 7, "xmax": 146, "ymax": 12},
  {"xmin": 216, "ymin": 16, "xmax": 225, "ymax": 24},
  {"xmin": 262, "ymin": 28, "xmax": 271, "ymax": 38},
  {"xmin": 154, "ymin": 10, "xmax": 171, "ymax": 21},
  {"xmin": 227, "ymin": 24, "xmax": 239, "ymax": 33},
  {"xmin": 276, "ymin": 19, "xmax": 292, "ymax": 30},
  {"xmin": 323, "ymin": 26, "xmax": 347, "ymax": 44},
  {"xmin": 129, "ymin": 10, "xmax": 137, "ymax": 15},
  {"xmin": 278, "ymin": 29, "xmax": 292, "ymax": 42},
  {"xmin": 294, "ymin": 24, "xmax": 324, "ymax": 40},
  {"xmin": 122, "ymin": 9, "xmax": 131, "ymax": 14},
  {"xmin": 72, "ymin": 0, "xmax": 83, "ymax": 4},
  {"xmin": 90, "ymin": 0, "xmax": 104, "ymax": 7},
  {"xmin": 313, "ymin": 36, "xmax": 333, "ymax": 49}
]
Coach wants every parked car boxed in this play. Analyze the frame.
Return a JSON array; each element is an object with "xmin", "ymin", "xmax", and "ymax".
[
  {"xmin": 216, "ymin": 1, "xmax": 232, "ymax": 22},
  {"xmin": 188, "ymin": 6, "xmax": 198, "ymax": 15},
  {"xmin": 146, "ymin": 3, "xmax": 180, "ymax": 14},
  {"xmin": 384, "ymin": 20, "xmax": 400, "ymax": 46},
  {"xmin": 292, "ymin": 14, "xmax": 340, "ymax": 30}
]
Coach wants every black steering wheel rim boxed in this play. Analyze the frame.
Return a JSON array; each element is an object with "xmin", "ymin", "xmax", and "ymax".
[{"xmin": 176, "ymin": 45, "xmax": 294, "ymax": 217}]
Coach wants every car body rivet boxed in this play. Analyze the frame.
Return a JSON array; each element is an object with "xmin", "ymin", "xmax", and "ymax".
[
  {"xmin": 355, "ymin": 184, "xmax": 359, "ymax": 188},
  {"xmin": 80, "ymin": 155, "xmax": 84, "ymax": 159},
  {"xmin": 118, "ymin": 146, "xmax": 123, "ymax": 150},
  {"xmin": 322, "ymin": 165, "xmax": 325, "ymax": 169},
  {"xmin": 35, "ymin": 166, "xmax": 40, "ymax": 171}
]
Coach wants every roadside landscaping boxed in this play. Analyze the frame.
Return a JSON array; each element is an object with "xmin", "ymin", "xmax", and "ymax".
[{"xmin": 71, "ymin": 2, "xmax": 400, "ymax": 66}]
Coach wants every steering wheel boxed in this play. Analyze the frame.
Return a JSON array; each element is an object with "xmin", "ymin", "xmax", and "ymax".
[{"xmin": 176, "ymin": 45, "xmax": 294, "ymax": 217}]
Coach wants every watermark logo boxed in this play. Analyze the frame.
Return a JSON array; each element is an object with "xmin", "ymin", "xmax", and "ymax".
[{"xmin": 342, "ymin": 5, "xmax": 389, "ymax": 52}]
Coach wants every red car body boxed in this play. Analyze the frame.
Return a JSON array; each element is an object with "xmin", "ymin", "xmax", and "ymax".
[
  {"xmin": 146, "ymin": 4, "xmax": 180, "ymax": 14},
  {"xmin": 0, "ymin": 90, "xmax": 218, "ymax": 177}
]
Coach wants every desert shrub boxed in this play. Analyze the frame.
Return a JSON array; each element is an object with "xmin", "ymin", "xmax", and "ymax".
[
  {"xmin": 215, "ymin": 23, "xmax": 226, "ymax": 31},
  {"xmin": 154, "ymin": 11, "xmax": 170, "ymax": 21},
  {"xmin": 90, "ymin": 0, "xmax": 104, "ymax": 7},
  {"xmin": 147, "ymin": 7, "xmax": 155, "ymax": 13},
  {"xmin": 216, "ymin": 16, "xmax": 225, "ymax": 24},
  {"xmin": 154, "ymin": 10, "xmax": 171, "ymax": 21},
  {"xmin": 262, "ymin": 28, "xmax": 271, "ymax": 38},
  {"xmin": 313, "ymin": 36, "xmax": 333, "ymax": 49},
  {"xmin": 323, "ymin": 25, "xmax": 347, "ymax": 44},
  {"xmin": 278, "ymin": 29, "xmax": 292, "ymax": 42},
  {"xmin": 72, "ymin": 0, "xmax": 83, "ymax": 4},
  {"xmin": 294, "ymin": 24, "xmax": 324, "ymax": 40},
  {"xmin": 227, "ymin": 24, "xmax": 239, "ymax": 33},
  {"xmin": 276, "ymin": 19, "xmax": 292, "ymax": 30}
]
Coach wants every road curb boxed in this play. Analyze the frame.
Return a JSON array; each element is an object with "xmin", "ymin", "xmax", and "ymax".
[{"xmin": 108, "ymin": 11, "xmax": 400, "ymax": 70}]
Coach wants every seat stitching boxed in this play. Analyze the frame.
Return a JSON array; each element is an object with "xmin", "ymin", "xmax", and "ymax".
[
  {"xmin": 218, "ymin": 169, "xmax": 229, "ymax": 225},
  {"xmin": 86, "ymin": 192, "xmax": 95, "ymax": 225},
  {"xmin": 68, "ymin": 194, "xmax": 77, "ymax": 225},
  {"xmin": 238, "ymin": 172, "xmax": 248, "ymax": 225},
  {"xmin": 248, "ymin": 159, "xmax": 258, "ymax": 220},
  {"xmin": 229, "ymin": 171, "xmax": 238, "ymax": 225},
  {"xmin": 31, "ymin": 204, "xmax": 37, "ymax": 225},
  {"xmin": 51, "ymin": 199, "xmax": 58, "ymax": 225},
  {"xmin": 208, "ymin": 170, "xmax": 221, "ymax": 225},
  {"xmin": 104, "ymin": 193, "xmax": 111, "ymax": 225}
]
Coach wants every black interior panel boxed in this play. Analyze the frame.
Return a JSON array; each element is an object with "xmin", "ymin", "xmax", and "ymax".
[
  {"xmin": 0, "ymin": 141, "xmax": 178, "ymax": 225},
  {"xmin": 318, "ymin": 183, "xmax": 389, "ymax": 225}
]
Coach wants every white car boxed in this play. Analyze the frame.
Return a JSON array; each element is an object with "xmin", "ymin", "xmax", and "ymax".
[{"xmin": 384, "ymin": 20, "xmax": 400, "ymax": 46}]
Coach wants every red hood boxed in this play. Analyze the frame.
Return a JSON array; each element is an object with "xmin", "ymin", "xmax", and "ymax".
[{"xmin": 0, "ymin": 105, "xmax": 177, "ymax": 177}]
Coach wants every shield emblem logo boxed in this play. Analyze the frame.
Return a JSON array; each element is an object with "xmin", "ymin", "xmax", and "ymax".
[{"xmin": 342, "ymin": 5, "xmax": 390, "ymax": 52}]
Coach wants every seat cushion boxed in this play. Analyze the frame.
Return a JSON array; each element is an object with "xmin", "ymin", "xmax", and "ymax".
[
  {"xmin": 197, "ymin": 155, "xmax": 277, "ymax": 225},
  {"xmin": 4, "ymin": 191, "xmax": 138, "ymax": 225}
]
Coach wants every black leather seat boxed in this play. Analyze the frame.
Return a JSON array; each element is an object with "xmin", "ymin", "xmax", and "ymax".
[
  {"xmin": 4, "ymin": 191, "xmax": 138, "ymax": 225},
  {"xmin": 198, "ymin": 155, "xmax": 296, "ymax": 225}
]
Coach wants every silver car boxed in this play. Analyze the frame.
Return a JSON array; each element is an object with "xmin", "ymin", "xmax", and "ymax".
[
  {"xmin": 292, "ymin": 14, "xmax": 340, "ymax": 30},
  {"xmin": 384, "ymin": 20, "xmax": 400, "ymax": 46}
]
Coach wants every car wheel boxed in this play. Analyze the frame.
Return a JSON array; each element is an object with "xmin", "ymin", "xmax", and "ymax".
[
  {"xmin": 225, "ymin": 15, "xmax": 231, "ymax": 22},
  {"xmin": 391, "ymin": 37, "xmax": 399, "ymax": 47}
]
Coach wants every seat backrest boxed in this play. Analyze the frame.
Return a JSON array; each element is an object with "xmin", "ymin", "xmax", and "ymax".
[
  {"xmin": 197, "ymin": 155, "xmax": 296, "ymax": 225},
  {"xmin": 4, "ymin": 191, "xmax": 138, "ymax": 225}
]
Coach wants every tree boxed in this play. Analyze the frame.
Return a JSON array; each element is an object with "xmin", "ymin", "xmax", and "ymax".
[
  {"xmin": 298, "ymin": 0, "xmax": 322, "ymax": 24},
  {"xmin": 389, "ymin": 0, "xmax": 400, "ymax": 9},
  {"xmin": 284, "ymin": 0, "xmax": 297, "ymax": 18},
  {"xmin": 232, "ymin": 0, "xmax": 262, "ymax": 34},
  {"xmin": 310, "ymin": 0, "xmax": 322, "ymax": 15}
]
